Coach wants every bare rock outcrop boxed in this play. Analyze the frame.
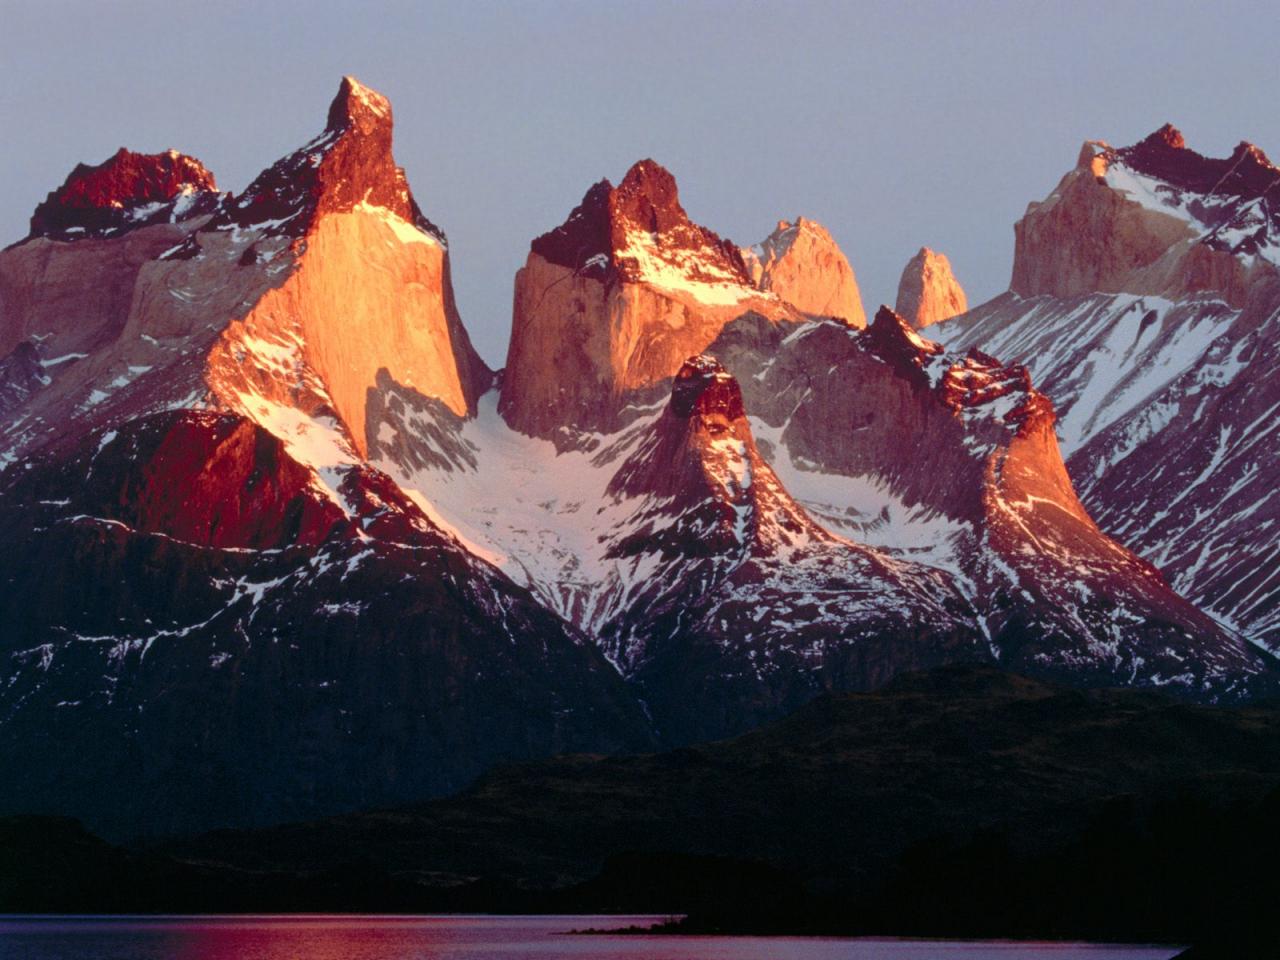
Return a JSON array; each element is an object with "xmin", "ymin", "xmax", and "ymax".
[
  {"xmin": 499, "ymin": 160, "xmax": 801, "ymax": 443},
  {"xmin": 741, "ymin": 217, "xmax": 866, "ymax": 326},
  {"xmin": 1011, "ymin": 125, "xmax": 1280, "ymax": 305},
  {"xmin": 895, "ymin": 247, "xmax": 967, "ymax": 328},
  {"xmin": 0, "ymin": 76, "xmax": 491, "ymax": 467}
]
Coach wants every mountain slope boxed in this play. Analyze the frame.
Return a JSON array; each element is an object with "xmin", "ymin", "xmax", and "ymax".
[
  {"xmin": 705, "ymin": 306, "xmax": 1273, "ymax": 699},
  {"xmin": 593, "ymin": 355, "xmax": 987, "ymax": 742},
  {"xmin": 935, "ymin": 127, "xmax": 1280, "ymax": 651},
  {"xmin": 0, "ymin": 79, "xmax": 651, "ymax": 838}
]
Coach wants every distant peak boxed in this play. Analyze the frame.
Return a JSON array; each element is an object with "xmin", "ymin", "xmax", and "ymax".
[
  {"xmin": 740, "ymin": 216, "xmax": 863, "ymax": 326},
  {"xmin": 326, "ymin": 75, "xmax": 393, "ymax": 134},
  {"xmin": 895, "ymin": 248, "xmax": 967, "ymax": 330}
]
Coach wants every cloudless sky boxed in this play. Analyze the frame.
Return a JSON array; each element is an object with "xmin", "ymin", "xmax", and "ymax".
[{"xmin": 2, "ymin": 0, "xmax": 1278, "ymax": 365}]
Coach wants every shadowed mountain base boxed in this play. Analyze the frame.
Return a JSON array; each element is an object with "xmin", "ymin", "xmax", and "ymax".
[{"xmin": 3, "ymin": 666, "xmax": 1276, "ymax": 950}]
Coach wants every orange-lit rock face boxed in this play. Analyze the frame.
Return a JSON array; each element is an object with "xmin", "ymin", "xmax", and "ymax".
[
  {"xmin": 895, "ymin": 247, "xmax": 967, "ymax": 329},
  {"xmin": 742, "ymin": 218, "xmax": 865, "ymax": 327},
  {"xmin": 0, "ymin": 76, "xmax": 487, "ymax": 471},
  {"xmin": 501, "ymin": 160, "xmax": 800, "ymax": 442},
  {"xmin": 501, "ymin": 251, "xmax": 796, "ymax": 441},
  {"xmin": 207, "ymin": 206, "xmax": 472, "ymax": 457}
]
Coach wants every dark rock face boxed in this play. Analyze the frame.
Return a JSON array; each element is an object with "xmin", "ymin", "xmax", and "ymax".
[
  {"xmin": 4, "ymin": 411, "xmax": 345, "ymax": 549},
  {"xmin": 668, "ymin": 355, "xmax": 745, "ymax": 419},
  {"xmin": 26, "ymin": 148, "xmax": 222, "ymax": 242},
  {"xmin": 0, "ymin": 342, "xmax": 46, "ymax": 416},
  {"xmin": 529, "ymin": 159, "xmax": 751, "ymax": 284},
  {"xmin": 0, "ymin": 417, "xmax": 653, "ymax": 839},
  {"xmin": 1119, "ymin": 123, "xmax": 1280, "ymax": 203}
]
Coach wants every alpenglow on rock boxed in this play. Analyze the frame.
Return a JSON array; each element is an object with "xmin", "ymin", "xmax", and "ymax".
[
  {"xmin": 1009, "ymin": 123, "xmax": 1280, "ymax": 306},
  {"xmin": 3, "ymin": 88, "xmax": 1278, "ymax": 847},
  {"xmin": 0, "ymin": 76, "xmax": 648, "ymax": 840},
  {"xmin": 741, "ymin": 217, "xmax": 866, "ymax": 327},
  {"xmin": 894, "ymin": 246, "xmax": 967, "ymax": 329},
  {"xmin": 499, "ymin": 159, "xmax": 801, "ymax": 443}
]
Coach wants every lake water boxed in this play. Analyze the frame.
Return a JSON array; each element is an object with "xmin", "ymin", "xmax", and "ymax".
[{"xmin": 0, "ymin": 915, "xmax": 1183, "ymax": 960}]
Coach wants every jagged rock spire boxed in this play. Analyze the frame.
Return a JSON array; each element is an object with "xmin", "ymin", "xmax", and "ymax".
[
  {"xmin": 894, "ymin": 246, "xmax": 968, "ymax": 329},
  {"xmin": 741, "ymin": 217, "xmax": 866, "ymax": 327},
  {"xmin": 529, "ymin": 158, "xmax": 750, "ymax": 283},
  {"xmin": 326, "ymin": 75, "xmax": 393, "ymax": 134},
  {"xmin": 216, "ymin": 75, "xmax": 443, "ymax": 243}
]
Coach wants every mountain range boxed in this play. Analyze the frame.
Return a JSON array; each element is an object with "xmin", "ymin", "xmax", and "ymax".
[{"xmin": 1, "ymin": 78, "xmax": 1277, "ymax": 838}]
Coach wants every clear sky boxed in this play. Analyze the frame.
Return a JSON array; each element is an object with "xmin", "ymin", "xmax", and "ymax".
[{"xmin": 2, "ymin": 0, "xmax": 1277, "ymax": 366}]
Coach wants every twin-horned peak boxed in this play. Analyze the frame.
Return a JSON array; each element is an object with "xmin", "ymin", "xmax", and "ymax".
[{"xmin": 502, "ymin": 159, "xmax": 802, "ymax": 442}]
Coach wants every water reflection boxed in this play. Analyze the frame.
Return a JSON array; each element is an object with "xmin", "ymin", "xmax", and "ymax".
[{"xmin": 0, "ymin": 915, "xmax": 1183, "ymax": 960}]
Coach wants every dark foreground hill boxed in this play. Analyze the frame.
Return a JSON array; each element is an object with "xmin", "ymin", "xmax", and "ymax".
[{"xmin": 3, "ymin": 666, "xmax": 1278, "ymax": 948}]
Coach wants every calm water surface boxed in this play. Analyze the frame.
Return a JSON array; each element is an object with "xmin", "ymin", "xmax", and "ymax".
[{"xmin": 0, "ymin": 915, "xmax": 1183, "ymax": 960}]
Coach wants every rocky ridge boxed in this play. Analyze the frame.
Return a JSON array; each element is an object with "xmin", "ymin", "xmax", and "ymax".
[
  {"xmin": 2, "ymin": 94, "xmax": 1276, "ymax": 841},
  {"xmin": 23, "ymin": 148, "xmax": 223, "ymax": 243},
  {"xmin": 937, "ymin": 126, "xmax": 1280, "ymax": 651},
  {"xmin": 704, "ymin": 307, "xmax": 1270, "ymax": 698}
]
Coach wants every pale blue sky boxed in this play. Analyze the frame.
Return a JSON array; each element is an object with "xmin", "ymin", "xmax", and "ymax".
[{"xmin": 2, "ymin": 0, "xmax": 1277, "ymax": 365}]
